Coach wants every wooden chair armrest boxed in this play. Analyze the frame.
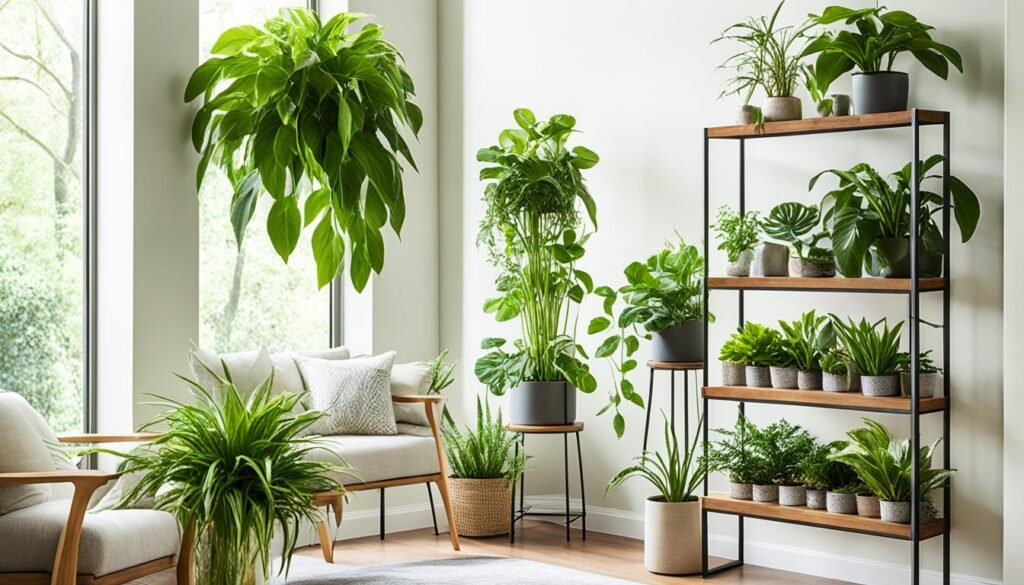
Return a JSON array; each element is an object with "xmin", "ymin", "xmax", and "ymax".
[
  {"xmin": 0, "ymin": 470, "xmax": 120, "ymax": 487},
  {"xmin": 390, "ymin": 395, "xmax": 444, "ymax": 404},
  {"xmin": 58, "ymin": 433, "xmax": 162, "ymax": 444}
]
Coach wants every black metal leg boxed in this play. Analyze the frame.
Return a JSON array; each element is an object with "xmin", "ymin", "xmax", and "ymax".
[
  {"xmin": 670, "ymin": 370, "xmax": 676, "ymax": 430},
  {"xmin": 684, "ymin": 371, "xmax": 690, "ymax": 443},
  {"xmin": 379, "ymin": 488, "xmax": 385, "ymax": 541},
  {"xmin": 564, "ymin": 432, "xmax": 570, "ymax": 542},
  {"xmin": 510, "ymin": 434, "xmax": 519, "ymax": 544},
  {"xmin": 643, "ymin": 368, "xmax": 654, "ymax": 452},
  {"xmin": 519, "ymin": 433, "xmax": 525, "ymax": 514},
  {"xmin": 426, "ymin": 483, "xmax": 439, "ymax": 536},
  {"xmin": 576, "ymin": 432, "xmax": 586, "ymax": 541}
]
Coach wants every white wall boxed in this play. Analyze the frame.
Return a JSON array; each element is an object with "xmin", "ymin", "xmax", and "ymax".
[{"xmin": 439, "ymin": 1, "xmax": 1004, "ymax": 583}]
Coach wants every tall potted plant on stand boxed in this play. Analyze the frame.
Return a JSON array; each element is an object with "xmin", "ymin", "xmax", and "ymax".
[{"xmin": 474, "ymin": 109, "xmax": 600, "ymax": 425}]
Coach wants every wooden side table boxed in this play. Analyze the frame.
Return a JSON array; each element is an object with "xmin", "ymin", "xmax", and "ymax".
[
  {"xmin": 506, "ymin": 422, "xmax": 586, "ymax": 543},
  {"xmin": 643, "ymin": 361, "xmax": 704, "ymax": 451}
]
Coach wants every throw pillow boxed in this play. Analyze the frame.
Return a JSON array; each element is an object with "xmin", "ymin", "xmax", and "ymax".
[
  {"xmin": 296, "ymin": 352, "xmax": 398, "ymax": 436},
  {"xmin": 188, "ymin": 346, "xmax": 273, "ymax": 396},
  {"xmin": 0, "ymin": 392, "xmax": 58, "ymax": 514},
  {"xmin": 390, "ymin": 362, "xmax": 434, "ymax": 427}
]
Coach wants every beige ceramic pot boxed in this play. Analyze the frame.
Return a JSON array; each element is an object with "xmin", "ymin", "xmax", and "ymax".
[
  {"xmin": 762, "ymin": 97, "xmax": 802, "ymax": 122},
  {"xmin": 644, "ymin": 496, "xmax": 701, "ymax": 575}
]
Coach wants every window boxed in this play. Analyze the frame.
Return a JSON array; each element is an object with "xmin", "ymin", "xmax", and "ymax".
[
  {"xmin": 198, "ymin": 0, "xmax": 334, "ymax": 354},
  {"xmin": 0, "ymin": 0, "xmax": 91, "ymax": 433}
]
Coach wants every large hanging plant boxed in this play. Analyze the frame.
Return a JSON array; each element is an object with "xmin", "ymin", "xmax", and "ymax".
[
  {"xmin": 474, "ymin": 109, "xmax": 600, "ymax": 398},
  {"xmin": 186, "ymin": 9, "xmax": 422, "ymax": 291}
]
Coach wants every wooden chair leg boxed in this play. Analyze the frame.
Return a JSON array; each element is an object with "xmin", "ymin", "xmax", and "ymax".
[
  {"xmin": 435, "ymin": 473, "xmax": 461, "ymax": 551},
  {"xmin": 176, "ymin": 518, "xmax": 195, "ymax": 585},
  {"xmin": 51, "ymin": 478, "xmax": 106, "ymax": 585},
  {"xmin": 317, "ymin": 520, "xmax": 334, "ymax": 563}
]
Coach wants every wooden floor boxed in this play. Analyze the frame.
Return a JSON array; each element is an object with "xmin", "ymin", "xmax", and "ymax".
[{"xmin": 130, "ymin": 520, "xmax": 850, "ymax": 584}]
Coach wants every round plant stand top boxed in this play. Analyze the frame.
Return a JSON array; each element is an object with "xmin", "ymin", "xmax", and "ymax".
[
  {"xmin": 646, "ymin": 360, "xmax": 705, "ymax": 371},
  {"xmin": 505, "ymin": 422, "xmax": 584, "ymax": 434}
]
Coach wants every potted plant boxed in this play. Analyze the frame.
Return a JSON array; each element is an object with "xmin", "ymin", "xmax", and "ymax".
[
  {"xmin": 719, "ymin": 331, "xmax": 747, "ymax": 386},
  {"xmin": 708, "ymin": 411, "xmax": 756, "ymax": 500},
  {"xmin": 443, "ymin": 397, "xmax": 527, "ymax": 537},
  {"xmin": 769, "ymin": 340, "xmax": 799, "ymax": 390},
  {"xmin": 712, "ymin": 206, "xmax": 762, "ymax": 276},
  {"xmin": 186, "ymin": 9, "xmax": 422, "ymax": 292},
  {"xmin": 607, "ymin": 414, "xmax": 706, "ymax": 575},
  {"xmin": 832, "ymin": 317, "xmax": 904, "ymax": 397},
  {"xmin": 799, "ymin": 441, "xmax": 844, "ymax": 510},
  {"xmin": 715, "ymin": 1, "xmax": 812, "ymax": 122},
  {"xmin": 831, "ymin": 419, "xmax": 954, "ymax": 524},
  {"xmin": 856, "ymin": 488, "xmax": 881, "ymax": 519},
  {"xmin": 475, "ymin": 109, "xmax": 600, "ymax": 425},
  {"xmin": 820, "ymin": 347, "xmax": 852, "ymax": 392},
  {"xmin": 899, "ymin": 350, "xmax": 943, "ymax": 399},
  {"xmin": 778, "ymin": 310, "xmax": 835, "ymax": 390},
  {"xmin": 803, "ymin": 6, "xmax": 963, "ymax": 114},
  {"xmin": 818, "ymin": 442, "xmax": 861, "ymax": 515},
  {"xmin": 730, "ymin": 322, "xmax": 780, "ymax": 388},
  {"xmin": 617, "ymin": 237, "xmax": 708, "ymax": 363},
  {"xmin": 748, "ymin": 419, "xmax": 814, "ymax": 505},
  {"xmin": 95, "ymin": 376, "xmax": 346, "ymax": 585},
  {"xmin": 763, "ymin": 202, "xmax": 835, "ymax": 278}
]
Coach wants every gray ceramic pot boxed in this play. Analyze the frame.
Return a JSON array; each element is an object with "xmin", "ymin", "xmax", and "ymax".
[
  {"xmin": 779, "ymin": 485, "xmax": 807, "ymax": 507},
  {"xmin": 822, "ymin": 372, "xmax": 850, "ymax": 392},
  {"xmin": 853, "ymin": 72, "xmax": 909, "ymax": 114},
  {"xmin": 753, "ymin": 243, "xmax": 789, "ymax": 277},
  {"xmin": 798, "ymin": 370, "xmax": 822, "ymax": 390},
  {"xmin": 861, "ymin": 374, "xmax": 900, "ymax": 397},
  {"xmin": 509, "ymin": 381, "xmax": 576, "ymax": 426},
  {"xmin": 729, "ymin": 482, "xmax": 753, "ymax": 500},
  {"xmin": 762, "ymin": 96, "xmax": 802, "ymax": 122},
  {"xmin": 831, "ymin": 94, "xmax": 851, "ymax": 116},
  {"xmin": 901, "ymin": 372, "xmax": 941, "ymax": 398},
  {"xmin": 788, "ymin": 257, "xmax": 836, "ymax": 278},
  {"xmin": 651, "ymin": 321, "xmax": 704, "ymax": 363},
  {"xmin": 826, "ymin": 491, "xmax": 857, "ymax": 514},
  {"xmin": 737, "ymin": 105, "xmax": 757, "ymax": 125},
  {"xmin": 857, "ymin": 494, "xmax": 881, "ymax": 518},
  {"xmin": 726, "ymin": 250, "xmax": 754, "ymax": 277},
  {"xmin": 871, "ymin": 238, "xmax": 944, "ymax": 279},
  {"xmin": 752, "ymin": 484, "xmax": 779, "ymax": 502},
  {"xmin": 722, "ymin": 362, "xmax": 746, "ymax": 386},
  {"xmin": 880, "ymin": 500, "xmax": 911, "ymax": 524},
  {"xmin": 746, "ymin": 366, "xmax": 771, "ymax": 388},
  {"xmin": 770, "ymin": 367, "xmax": 798, "ymax": 389},
  {"xmin": 806, "ymin": 489, "xmax": 827, "ymax": 510}
]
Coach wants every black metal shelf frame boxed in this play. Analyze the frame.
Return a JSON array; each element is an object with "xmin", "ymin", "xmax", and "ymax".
[{"xmin": 699, "ymin": 109, "xmax": 952, "ymax": 585}]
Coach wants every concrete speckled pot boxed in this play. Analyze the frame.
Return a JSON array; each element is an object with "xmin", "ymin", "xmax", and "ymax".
[
  {"xmin": 644, "ymin": 497, "xmax": 701, "ymax": 575},
  {"xmin": 880, "ymin": 501, "xmax": 911, "ymax": 524},
  {"xmin": 746, "ymin": 366, "xmax": 771, "ymax": 388},
  {"xmin": 722, "ymin": 362, "xmax": 746, "ymax": 386},
  {"xmin": 788, "ymin": 257, "xmax": 836, "ymax": 278},
  {"xmin": 826, "ymin": 491, "xmax": 857, "ymax": 515},
  {"xmin": 726, "ymin": 250, "xmax": 754, "ymax": 277},
  {"xmin": 762, "ymin": 96, "xmax": 802, "ymax": 122},
  {"xmin": 857, "ymin": 494, "xmax": 881, "ymax": 518},
  {"xmin": 901, "ymin": 372, "xmax": 941, "ymax": 398},
  {"xmin": 798, "ymin": 370, "xmax": 822, "ymax": 390},
  {"xmin": 806, "ymin": 489, "xmax": 826, "ymax": 510},
  {"xmin": 737, "ymin": 105, "xmax": 758, "ymax": 125},
  {"xmin": 822, "ymin": 372, "xmax": 850, "ymax": 392},
  {"xmin": 753, "ymin": 243, "xmax": 789, "ymax": 277},
  {"xmin": 779, "ymin": 485, "xmax": 807, "ymax": 507},
  {"xmin": 729, "ymin": 482, "xmax": 753, "ymax": 500},
  {"xmin": 861, "ymin": 374, "xmax": 900, "ymax": 397},
  {"xmin": 752, "ymin": 484, "xmax": 779, "ymax": 502},
  {"xmin": 770, "ymin": 367, "xmax": 798, "ymax": 389}
]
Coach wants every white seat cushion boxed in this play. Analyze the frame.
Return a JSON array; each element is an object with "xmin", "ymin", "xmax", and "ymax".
[
  {"xmin": 0, "ymin": 500, "xmax": 180, "ymax": 576},
  {"xmin": 306, "ymin": 433, "xmax": 441, "ymax": 486}
]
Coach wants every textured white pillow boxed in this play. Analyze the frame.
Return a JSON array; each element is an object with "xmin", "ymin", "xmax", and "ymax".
[
  {"xmin": 0, "ymin": 393, "xmax": 59, "ymax": 514},
  {"xmin": 188, "ymin": 346, "xmax": 350, "ymax": 397},
  {"xmin": 297, "ymin": 352, "xmax": 398, "ymax": 436},
  {"xmin": 390, "ymin": 362, "xmax": 433, "ymax": 427}
]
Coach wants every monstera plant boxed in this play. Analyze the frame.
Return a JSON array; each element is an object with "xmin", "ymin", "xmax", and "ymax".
[
  {"xmin": 763, "ymin": 202, "xmax": 834, "ymax": 276},
  {"xmin": 186, "ymin": 9, "xmax": 422, "ymax": 291}
]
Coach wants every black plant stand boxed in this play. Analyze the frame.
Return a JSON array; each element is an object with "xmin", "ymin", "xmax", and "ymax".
[
  {"xmin": 642, "ymin": 361, "xmax": 704, "ymax": 452},
  {"xmin": 507, "ymin": 422, "xmax": 586, "ymax": 543}
]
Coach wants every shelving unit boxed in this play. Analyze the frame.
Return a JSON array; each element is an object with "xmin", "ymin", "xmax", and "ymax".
[{"xmin": 700, "ymin": 109, "xmax": 952, "ymax": 585}]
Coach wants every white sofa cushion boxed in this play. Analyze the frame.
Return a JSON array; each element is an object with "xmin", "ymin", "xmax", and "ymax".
[
  {"xmin": 390, "ymin": 362, "xmax": 434, "ymax": 426},
  {"xmin": 306, "ymin": 433, "xmax": 441, "ymax": 486},
  {"xmin": 0, "ymin": 392, "xmax": 61, "ymax": 514},
  {"xmin": 188, "ymin": 345, "xmax": 350, "ymax": 396},
  {"xmin": 0, "ymin": 499, "xmax": 180, "ymax": 575},
  {"xmin": 297, "ymin": 352, "xmax": 398, "ymax": 436}
]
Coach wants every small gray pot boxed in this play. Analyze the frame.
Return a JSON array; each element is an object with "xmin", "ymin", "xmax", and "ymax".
[
  {"xmin": 746, "ymin": 366, "xmax": 771, "ymax": 388},
  {"xmin": 729, "ymin": 482, "xmax": 753, "ymax": 500},
  {"xmin": 861, "ymin": 374, "xmax": 900, "ymax": 397},
  {"xmin": 651, "ymin": 321, "xmax": 704, "ymax": 363},
  {"xmin": 901, "ymin": 372, "xmax": 941, "ymax": 398},
  {"xmin": 752, "ymin": 484, "xmax": 779, "ymax": 503},
  {"xmin": 806, "ymin": 489, "xmax": 827, "ymax": 510},
  {"xmin": 770, "ymin": 366, "xmax": 798, "ymax": 389},
  {"xmin": 722, "ymin": 362, "xmax": 746, "ymax": 386},
  {"xmin": 857, "ymin": 494, "xmax": 881, "ymax": 518},
  {"xmin": 753, "ymin": 243, "xmax": 789, "ymax": 277},
  {"xmin": 737, "ymin": 105, "xmax": 757, "ymax": 125},
  {"xmin": 826, "ymin": 491, "xmax": 857, "ymax": 515},
  {"xmin": 831, "ymin": 94, "xmax": 851, "ymax": 116},
  {"xmin": 779, "ymin": 485, "xmax": 807, "ymax": 507},
  {"xmin": 880, "ymin": 500, "xmax": 911, "ymax": 524},
  {"xmin": 853, "ymin": 71, "xmax": 909, "ymax": 114},
  {"xmin": 762, "ymin": 96, "xmax": 802, "ymax": 122},
  {"xmin": 788, "ymin": 257, "xmax": 836, "ymax": 278},
  {"xmin": 726, "ymin": 250, "xmax": 754, "ymax": 277},
  {"xmin": 822, "ymin": 372, "xmax": 850, "ymax": 392},
  {"xmin": 798, "ymin": 370, "xmax": 822, "ymax": 390}
]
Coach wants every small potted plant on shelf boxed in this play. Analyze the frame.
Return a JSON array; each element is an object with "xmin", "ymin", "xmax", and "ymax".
[
  {"xmin": 898, "ymin": 350, "xmax": 943, "ymax": 399},
  {"xmin": 803, "ymin": 6, "xmax": 963, "ymax": 114},
  {"xmin": 856, "ymin": 487, "xmax": 881, "ymax": 519},
  {"xmin": 769, "ymin": 340, "xmax": 799, "ymax": 390},
  {"xmin": 607, "ymin": 414, "xmax": 707, "ymax": 575},
  {"xmin": 820, "ymin": 347, "xmax": 853, "ymax": 392},
  {"xmin": 708, "ymin": 411, "xmax": 756, "ymax": 500},
  {"xmin": 799, "ymin": 441, "xmax": 841, "ymax": 510},
  {"xmin": 778, "ymin": 310, "xmax": 835, "ymax": 390},
  {"xmin": 748, "ymin": 418, "xmax": 814, "ymax": 504},
  {"xmin": 832, "ymin": 317, "xmax": 904, "ymax": 397},
  {"xmin": 819, "ymin": 442, "xmax": 861, "ymax": 515},
  {"xmin": 719, "ymin": 331, "xmax": 747, "ymax": 386},
  {"xmin": 731, "ymin": 322, "xmax": 780, "ymax": 388},
  {"xmin": 763, "ymin": 202, "xmax": 836, "ymax": 278},
  {"xmin": 443, "ymin": 397, "xmax": 527, "ymax": 537},
  {"xmin": 712, "ymin": 206, "xmax": 762, "ymax": 277},
  {"xmin": 831, "ymin": 419, "xmax": 954, "ymax": 524}
]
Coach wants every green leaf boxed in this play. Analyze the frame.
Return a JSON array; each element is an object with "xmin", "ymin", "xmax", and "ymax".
[
  {"xmin": 229, "ymin": 171, "xmax": 261, "ymax": 248},
  {"xmin": 184, "ymin": 58, "xmax": 225, "ymax": 102},
  {"xmin": 267, "ymin": 196, "xmax": 301, "ymax": 262},
  {"xmin": 596, "ymin": 335, "xmax": 621, "ymax": 358},
  {"xmin": 311, "ymin": 215, "xmax": 344, "ymax": 289},
  {"xmin": 365, "ymin": 225, "xmax": 385, "ymax": 273},
  {"xmin": 588, "ymin": 317, "xmax": 611, "ymax": 334},
  {"xmin": 481, "ymin": 337, "xmax": 506, "ymax": 350},
  {"xmin": 211, "ymin": 25, "xmax": 264, "ymax": 56},
  {"xmin": 571, "ymin": 146, "xmax": 599, "ymax": 169},
  {"xmin": 950, "ymin": 176, "xmax": 980, "ymax": 242},
  {"xmin": 513, "ymin": 108, "xmax": 536, "ymax": 130},
  {"xmin": 303, "ymin": 188, "xmax": 331, "ymax": 227},
  {"xmin": 350, "ymin": 243, "xmax": 371, "ymax": 292},
  {"xmin": 337, "ymin": 96, "xmax": 353, "ymax": 156},
  {"xmin": 613, "ymin": 413, "xmax": 625, "ymax": 438}
]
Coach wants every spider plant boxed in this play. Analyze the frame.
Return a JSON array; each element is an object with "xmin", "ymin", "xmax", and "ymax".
[
  {"xmin": 443, "ymin": 397, "xmax": 527, "ymax": 482},
  {"xmin": 778, "ymin": 310, "xmax": 835, "ymax": 371},
  {"xmin": 608, "ymin": 412, "xmax": 706, "ymax": 502},
  {"xmin": 830, "ymin": 317, "xmax": 904, "ymax": 376}
]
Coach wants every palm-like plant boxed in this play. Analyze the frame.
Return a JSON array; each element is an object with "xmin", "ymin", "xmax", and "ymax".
[
  {"xmin": 831, "ymin": 316, "xmax": 903, "ymax": 376},
  {"xmin": 778, "ymin": 310, "xmax": 835, "ymax": 371},
  {"xmin": 443, "ymin": 397, "xmax": 527, "ymax": 481},
  {"xmin": 607, "ymin": 413, "xmax": 706, "ymax": 503}
]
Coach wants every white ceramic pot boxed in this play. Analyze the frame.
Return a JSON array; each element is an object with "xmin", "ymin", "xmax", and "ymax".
[
  {"xmin": 762, "ymin": 96, "xmax": 802, "ymax": 122},
  {"xmin": 737, "ymin": 105, "xmax": 757, "ymax": 125},
  {"xmin": 644, "ymin": 497, "xmax": 701, "ymax": 575}
]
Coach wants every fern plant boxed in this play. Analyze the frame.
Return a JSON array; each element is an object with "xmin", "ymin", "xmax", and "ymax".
[
  {"xmin": 443, "ymin": 397, "xmax": 526, "ymax": 482},
  {"xmin": 707, "ymin": 411, "xmax": 756, "ymax": 484}
]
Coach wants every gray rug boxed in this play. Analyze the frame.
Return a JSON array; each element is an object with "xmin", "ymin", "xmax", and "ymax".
[{"xmin": 274, "ymin": 555, "xmax": 641, "ymax": 584}]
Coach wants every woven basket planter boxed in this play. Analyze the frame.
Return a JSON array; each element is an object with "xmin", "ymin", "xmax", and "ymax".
[{"xmin": 448, "ymin": 477, "xmax": 512, "ymax": 537}]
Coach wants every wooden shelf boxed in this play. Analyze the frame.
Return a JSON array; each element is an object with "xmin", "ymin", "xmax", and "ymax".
[
  {"xmin": 702, "ymin": 494, "xmax": 945, "ymax": 540},
  {"xmin": 703, "ymin": 386, "xmax": 945, "ymax": 414},
  {"xmin": 647, "ymin": 360, "xmax": 704, "ymax": 370},
  {"xmin": 706, "ymin": 110, "xmax": 947, "ymax": 140},
  {"xmin": 707, "ymin": 276, "xmax": 945, "ymax": 294}
]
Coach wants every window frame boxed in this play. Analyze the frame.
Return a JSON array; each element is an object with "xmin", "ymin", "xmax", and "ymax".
[{"xmin": 83, "ymin": 0, "xmax": 98, "ymax": 434}]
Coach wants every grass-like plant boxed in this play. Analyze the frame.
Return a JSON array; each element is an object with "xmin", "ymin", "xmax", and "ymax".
[
  {"xmin": 607, "ymin": 412, "xmax": 706, "ymax": 503},
  {"xmin": 748, "ymin": 418, "xmax": 815, "ymax": 485},
  {"xmin": 93, "ymin": 374, "xmax": 346, "ymax": 585},
  {"xmin": 707, "ymin": 411, "xmax": 756, "ymax": 484},
  {"xmin": 820, "ymin": 347, "xmax": 850, "ymax": 375},
  {"xmin": 830, "ymin": 419, "xmax": 953, "ymax": 502},
  {"xmin": 712, "ymin": 206, "xmax": 762, "ymax": 264},
  {"xmin": 778, "ymin": 310, "xmax": 835, "ymax": 371},
  {"xmin": 831, "ymin": 316, "xmax": 903, "ymax": 376},
  {"xmin": 732, "ymin": 322, "xmax": 781, "ymax": 367},
  {"xmin": 443, "ymin": 397, "xmax": 526, "ymax": 482}
]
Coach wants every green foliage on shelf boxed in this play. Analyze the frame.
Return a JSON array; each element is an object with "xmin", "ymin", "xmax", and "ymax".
[
  {"xmin": 819, "ymin": 347, "xmax": 850, "ymax": 375},
  {"xmin": 617, "ymin": 236, "xmax": 707, "ymax": 333},
  {"xmin": 719, "ymin": 331, "xmax": 748, "ymax": 365},
  {"xmin": 748, "ymin": 418, "xmax": 815, "ymax": 485},
  {"xmin": 707, "ymin": 410, "xmax": 757, "ymax": 484},
  {"xmin": 443, "ymin": 397, "xmax": 527, "ymax": 482},
  {"xmin": 606, "ymin": 413, "xmax": 707, "ymax": 503},
  {"xmin": 897, "ymin": 349, "xmax": 942, "ymax": 374},
  {"xmin": 730, "ymin": 322, "xmax": 782, "ymax": 367},
  {"xmin": 777, "ymin": 310, "xmax": 835, "ymax": 371},
  {"xmin": 800, "ymin": 440, "xmax": 857, "ymax": 490},
  {"xmin": 831, "ymin": 316, "xmax": 904, "ymax": 376},
  {"xmin": 712, "ymin": 206, "xmax": 763, "ymax": 263},
  {"xmin": 763, "ymin": 202, "xmax": 833, "ymax": 263}
]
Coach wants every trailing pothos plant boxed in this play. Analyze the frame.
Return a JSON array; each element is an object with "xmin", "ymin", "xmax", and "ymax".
[
  {"xmin": 186, "ymin": 9, "xmax": 422, "ymax": 292},
  {"xmin": 474, "ymin": 109, "xmax": 600, "ymax": 399},
  {"xmin": 588, "ymin": 286, "xmax": 643, "ymax": 438}
]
